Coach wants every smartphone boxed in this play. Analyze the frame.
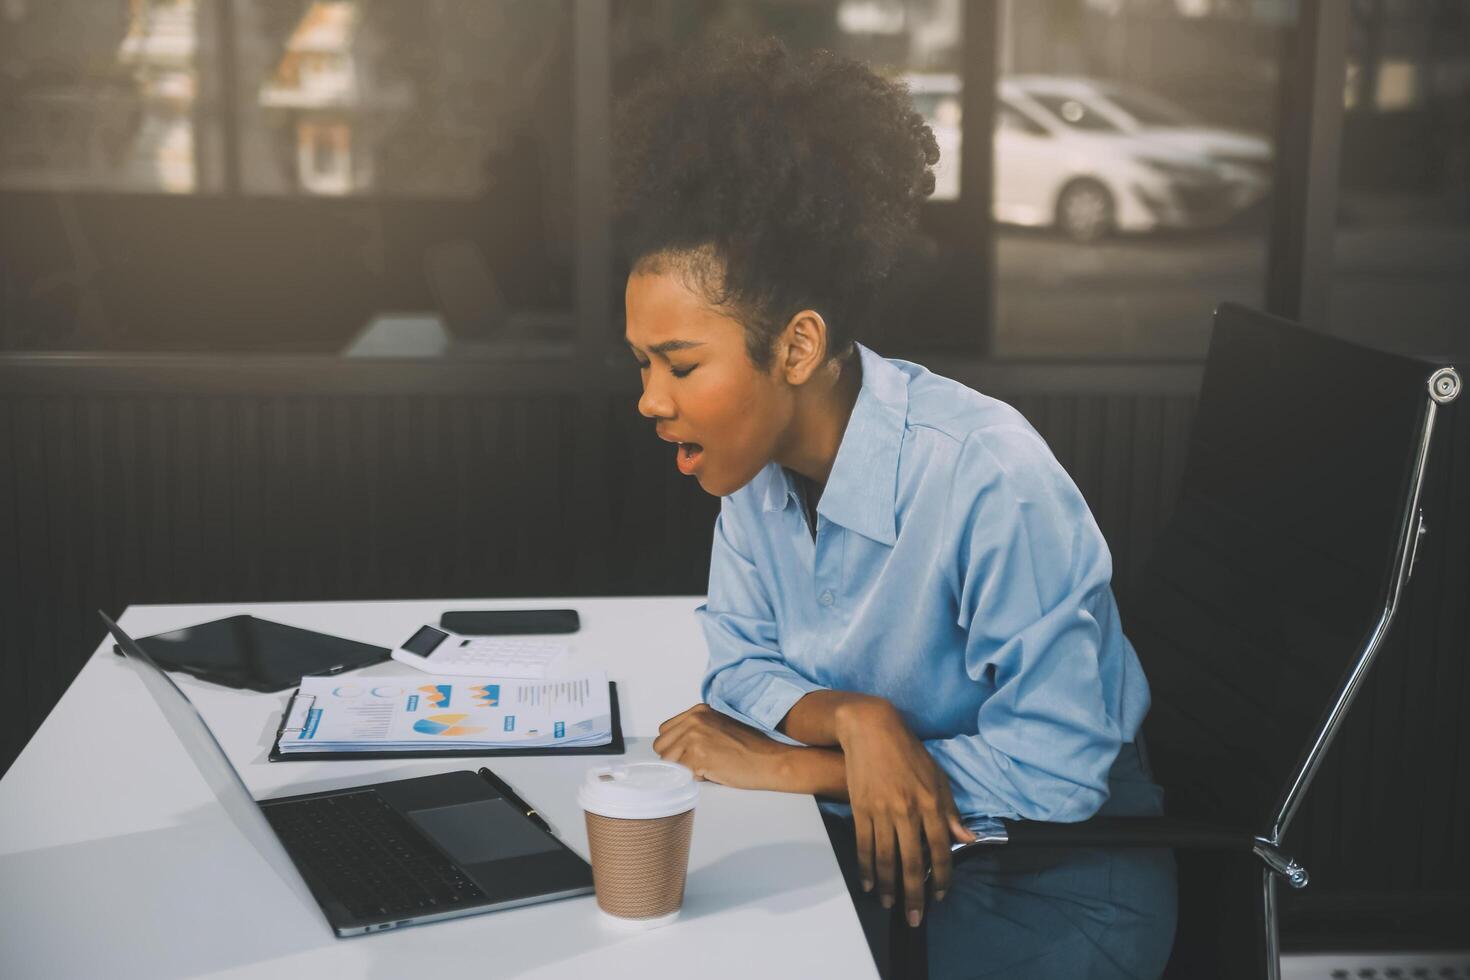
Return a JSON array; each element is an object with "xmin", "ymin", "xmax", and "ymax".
[{"xmin": 439, "ymin": 608, "xmax": 581, "ymax": 635}]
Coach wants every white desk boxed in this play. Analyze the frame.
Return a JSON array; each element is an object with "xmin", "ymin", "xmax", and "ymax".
[{"xmin": 0, "ymin": 598, "xmax": 877, "ymax": 980}]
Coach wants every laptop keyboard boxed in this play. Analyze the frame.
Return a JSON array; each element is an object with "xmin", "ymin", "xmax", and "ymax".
[{"xmin": 263, "ymin": 790, "xmax": 488, "ymax": 921}]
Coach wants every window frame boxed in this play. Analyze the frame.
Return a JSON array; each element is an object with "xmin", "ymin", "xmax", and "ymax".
[{"xmin": 1263, "ymin": 0, "xmax": 1348, "ymax": 334}]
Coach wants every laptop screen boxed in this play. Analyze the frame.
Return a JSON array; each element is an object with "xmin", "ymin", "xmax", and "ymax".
[{"xmin": 101, "ymin": 612, "xmax": 321, "ymax": 915}]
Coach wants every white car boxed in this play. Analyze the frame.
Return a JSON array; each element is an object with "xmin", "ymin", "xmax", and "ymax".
[
  {"xmin": 904, "ymin": 73, "xmax": 1272, "ymax": 242},
  {"xmin": 1011, "ymin": 74, "xmax": 1273, "ymax": 184}
]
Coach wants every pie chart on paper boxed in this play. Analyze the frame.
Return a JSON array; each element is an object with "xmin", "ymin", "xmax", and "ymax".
[{"xmin": 413, "ymin": 713, "xmax": 487, "ymax": 737}]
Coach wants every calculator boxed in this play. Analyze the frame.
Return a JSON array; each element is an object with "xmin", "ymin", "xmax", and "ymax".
[{"xmin": 389, "ymin": 624, "xmax": 571, "ymax": 679}]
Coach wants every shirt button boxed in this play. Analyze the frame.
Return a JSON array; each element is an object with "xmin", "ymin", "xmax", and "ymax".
[{"xmin": 819, "ymin": 590, "xmax": 835, "ymax": 607}]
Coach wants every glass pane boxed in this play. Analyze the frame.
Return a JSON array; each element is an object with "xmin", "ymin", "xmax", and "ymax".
[
  {"xmin": 992, "ymin": 0, "xmax": 1292, "ymax": 359},
  {"xmin": 1330, "ymin": 0, "xmax": 1470, "ymax": 357},
  {"xmin": 0, "ymin": 0, "xmax": 223, "ymax": 193},
  {"xmin": 609, "ymin": 0, "xmax": 970, "ymax": 352},
  {"xmin": 234, "ymin": 1, "xmax": 571, "ymax": 198},
  {"xmin": 0, "ymin": 0, "xmax": 576, "ymax": 354},
  {"xmin": 611, "ymin": 0, "xmax": 964, "ymax": 204}
]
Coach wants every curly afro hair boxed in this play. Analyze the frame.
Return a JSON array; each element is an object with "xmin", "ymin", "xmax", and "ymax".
[{"xmin": 614, "ymin": 36, "xmax": 939, "ymax": 370}]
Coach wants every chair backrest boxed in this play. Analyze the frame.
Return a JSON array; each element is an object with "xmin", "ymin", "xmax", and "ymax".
[{"xmin": 1126, "ymin": 302, "xmax": 1440, "ymax": 833}]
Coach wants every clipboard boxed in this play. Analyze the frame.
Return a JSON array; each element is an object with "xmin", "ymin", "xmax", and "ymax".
[{"xmin": 267, "ymin": 681, "xmax": 625, "ymax": 761}]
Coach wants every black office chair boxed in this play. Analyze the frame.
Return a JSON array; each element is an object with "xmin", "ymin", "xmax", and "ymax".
[{"xmin": 892, "ymin": 303, "xmax": 1461, "ymax": 980}]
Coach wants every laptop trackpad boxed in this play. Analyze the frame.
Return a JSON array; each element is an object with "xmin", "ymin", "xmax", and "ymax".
[{"xmin": 407, "ymin": 799, "xmax": 561, "ymax": 865}]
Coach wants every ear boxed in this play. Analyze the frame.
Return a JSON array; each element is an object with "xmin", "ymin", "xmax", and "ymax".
[{"xmin": 777, "ymin": 310, "xmax": 829, "ymax": 385}]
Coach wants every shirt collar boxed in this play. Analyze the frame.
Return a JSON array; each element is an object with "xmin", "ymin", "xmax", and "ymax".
[{"xmin": 759, "ymin": 343, "xmax": 907, "ymax": 547}]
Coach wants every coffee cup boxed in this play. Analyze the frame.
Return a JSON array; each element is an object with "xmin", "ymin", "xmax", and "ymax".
[{"xmin": 577, "ymin": 761, "xmax": 699, "ymax": 928}]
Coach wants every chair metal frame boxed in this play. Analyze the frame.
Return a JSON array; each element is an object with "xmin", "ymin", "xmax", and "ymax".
[{"xmin": 894, "ymin": 364, "xmax": 1461, "ymax": 980}]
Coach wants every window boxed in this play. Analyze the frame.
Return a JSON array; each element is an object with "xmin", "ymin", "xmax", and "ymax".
[
  {"xmin": 235, "ymin": 1, "xmax": 572, "ymax": 199},
  {"xmin": 1329, "ymin": 0, "xmax": 1470, "ymax": 357},
  {"xmin": 0, "ymin": 0, "xmax": 224, "ymax": 194},
  {"xmin": 0, "ymin": 0, "xmax": 576, "ymax": 353},
  {"xmin": 608, "ymin": 0, "xmax": 979, "ymax": 351},
  {"xmin": 991, "ymin": 0, "xmax": 1293, "ymax": 359},
  {"xmin": 4, "ymin": 1, "xmax": 1458, "ymax": 362}
]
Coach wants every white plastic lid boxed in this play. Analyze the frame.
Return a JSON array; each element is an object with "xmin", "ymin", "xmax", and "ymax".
[{"xmin": 577, "ymin": 762, "xmax": 699, "ymax": 820}]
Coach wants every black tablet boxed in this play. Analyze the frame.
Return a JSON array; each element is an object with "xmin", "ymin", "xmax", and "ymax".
[{"xmin": 112, "ymin": 615, "xmax": 391, "ymax": 692}]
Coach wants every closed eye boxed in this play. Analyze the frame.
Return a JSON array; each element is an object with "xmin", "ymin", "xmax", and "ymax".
[{"xmin": 634, "ymin": 358, "xmax": 695, "ymax": 379}]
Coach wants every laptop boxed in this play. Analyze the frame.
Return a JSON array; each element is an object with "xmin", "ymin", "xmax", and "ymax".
[{"xmin": 101, "ymin": 612, "xmax": 594, "ymax": 937}]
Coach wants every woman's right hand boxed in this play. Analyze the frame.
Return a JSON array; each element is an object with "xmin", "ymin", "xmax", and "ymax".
[{"xmin": 834, "ymin": 696, "xmax": 975, "ymax": 927}]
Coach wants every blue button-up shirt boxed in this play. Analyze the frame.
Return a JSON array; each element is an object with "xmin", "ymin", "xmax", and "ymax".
[{"xmin": 697, "ymin": 343, "xmax": 1152, "ymax": 822}]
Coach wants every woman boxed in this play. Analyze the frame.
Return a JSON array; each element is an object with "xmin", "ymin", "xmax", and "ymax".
[{"xmin": 618, "ymin": 37, "xmax": 1175, "ymax": 979}]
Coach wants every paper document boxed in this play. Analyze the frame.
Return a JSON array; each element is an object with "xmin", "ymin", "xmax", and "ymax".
[{"xmin": 279, "ymin": 672, "xmax": 612, "ymax": 753}]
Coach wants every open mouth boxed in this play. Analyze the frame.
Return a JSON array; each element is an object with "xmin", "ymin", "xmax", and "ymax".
[{"xmin": 675, "ymin": 442, "xmax": 705, "ymax": 476}]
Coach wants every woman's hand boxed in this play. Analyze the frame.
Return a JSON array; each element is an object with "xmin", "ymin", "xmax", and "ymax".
[
  {"xmin": 653, "ymin": 704, "xmax": 797, "ymax": 791},
  {"xmin": 835, "ymin": 696, "xmax": 974, "ymax": 927}
]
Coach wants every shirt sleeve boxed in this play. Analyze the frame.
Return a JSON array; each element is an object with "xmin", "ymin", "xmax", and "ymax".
[
  {"xmin": 697, "ymin": 499, "xmax": 826, "ymax": 737},
  {"xmin": 924, "ymin": 426, "xmax": 1135, "ymax": 823}
]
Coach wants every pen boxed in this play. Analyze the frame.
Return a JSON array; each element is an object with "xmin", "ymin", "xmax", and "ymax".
[{"xmin": 478, "ymin": 767, "xmax": 552, "ymax": 833}]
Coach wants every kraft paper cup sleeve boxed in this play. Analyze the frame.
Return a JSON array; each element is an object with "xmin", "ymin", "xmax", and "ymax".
[{"xmin": 584, "ymin": 809, "xmax": 695, "ymax": 921}]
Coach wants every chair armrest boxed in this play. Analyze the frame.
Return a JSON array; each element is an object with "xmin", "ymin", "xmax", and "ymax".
[
  {"xmin": 952, "ymin": 815, "xmax": 1255, "ymax": 867},
  {"xmin": 946, "ymin": 816, "xmax": 1310, "ymax": 889}
]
